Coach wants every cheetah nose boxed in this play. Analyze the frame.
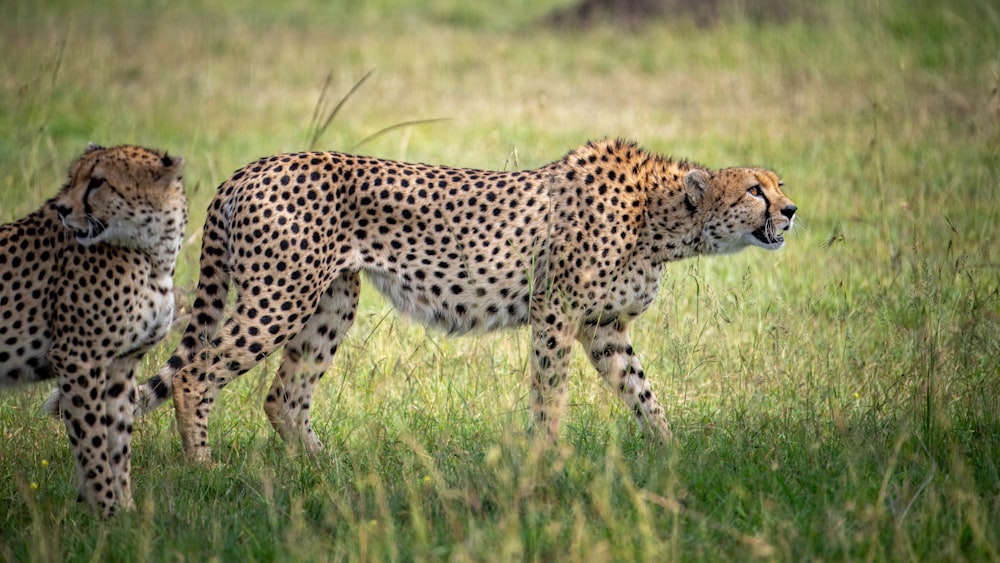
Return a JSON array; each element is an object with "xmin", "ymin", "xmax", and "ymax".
[
  {"xmin": 54, "ymin": 203, "xmax": 72, "ymax": 218},
  {"xmin": 780, "ymin": 204, "xmax": 797, "ymax": 221}
]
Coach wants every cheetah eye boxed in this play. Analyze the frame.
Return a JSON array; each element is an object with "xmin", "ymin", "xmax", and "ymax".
[
  {"xmin": 747, "ymin": 185, "xmax": 763, "ymax": 198},
  {"xmin": 87, "ymin": 177, "xmax": 105, "ymax": 190}
]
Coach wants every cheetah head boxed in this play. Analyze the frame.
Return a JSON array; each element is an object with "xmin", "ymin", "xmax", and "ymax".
[
  {"xmin": 53, "ymin": 144, "xmax": 186, "ymax": 248},
  {"xmin": 684, "ymin": 167, "xmax": 796, "ymax": 254}
]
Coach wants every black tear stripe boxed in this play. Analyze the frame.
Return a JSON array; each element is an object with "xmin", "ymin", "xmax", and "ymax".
[
  {"xmin": 760, "ymin": 191, "xmax": 772, "ymax": 222},
  {"xmin": 82, "ymin": 178, "xmax": 126, "ymax": 217},
  {"xmin": 83, "ymin": 162, "xmax": 101, "ymax": 216}
]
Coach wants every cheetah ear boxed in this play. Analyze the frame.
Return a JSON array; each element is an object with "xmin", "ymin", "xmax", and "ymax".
[
  {"xmin": 684, "ymin": 169, "xmax": 710, "ymax": 207},
  {"xmin": 84, "ymin": 142, "xmax": 105, "ymax": 154},
  {"xmin": 157, "ymin": 154, "xmax": 186, "ymax": 184}
]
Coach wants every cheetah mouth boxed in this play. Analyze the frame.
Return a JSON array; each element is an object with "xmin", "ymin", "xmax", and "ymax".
[
  {"xmin": 72, "ymin": 218, "xmax": 107, "ymax": 244},
  {"xmin": 749, "ymin": 228, "xmax": 785, "ymax": 250}
]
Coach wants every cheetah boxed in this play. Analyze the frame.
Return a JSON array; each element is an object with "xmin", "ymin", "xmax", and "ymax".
[
  {"xmin": 113, "ymin": 139, "xmax": 794, "ymax": 463},
  {"xmin": 1, "ymin": 144, "xmax": 187, "ymax": 517}
]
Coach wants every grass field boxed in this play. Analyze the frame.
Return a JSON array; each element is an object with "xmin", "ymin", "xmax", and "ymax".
[{"xmin": 2, "ymin": 0, "xmax": 999, "ymax": 560}]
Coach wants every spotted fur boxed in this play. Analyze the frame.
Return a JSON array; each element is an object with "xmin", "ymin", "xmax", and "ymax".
[
  {"xmin": 1, "ymin": 144, "xmax": 187, "ymax": 517},
  {"xmin": 122, "ymin": 139, "xmax": 794, "ymax": 463}
]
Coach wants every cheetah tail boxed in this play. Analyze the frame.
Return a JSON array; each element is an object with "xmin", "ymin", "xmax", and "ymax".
[
  {"xmin": 41, "ymin": 387, "xmax": 62, "ymax": 418},
  {"xmin": 40, "ymin": 355, "xmax": 186, "ymax": 419},
  {"xmin": 39, "ymin": 362, "xmax": 176, "ymax": 419},
  {"xmin": 135, "ymin": 364, "xmax": 176, "ymax": 415}
]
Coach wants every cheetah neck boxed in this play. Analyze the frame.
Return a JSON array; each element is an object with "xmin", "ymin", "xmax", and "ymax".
[
  {"xmin": 640, "ymin": 161, "xmax": 710, "ymax": 265},
  {"xmin": 144, "ymin": 209, "xmax": 187, "ymax": 290}
]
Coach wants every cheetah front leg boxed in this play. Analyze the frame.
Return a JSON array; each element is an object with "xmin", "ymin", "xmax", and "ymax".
[
  {"xmin": 529, "ymin": 308, "xmax": 577, "ymax": 443},
  {"xmin": 50, "ymin": 353, "xmax": 122, "ymax": 517},
  {"xmin": 103, "ymin": 356, "xmax": 140, "ymax": 512},
  {"xmin": 578, "ymin": 321, "xmax": 673, "ymax": 442}
]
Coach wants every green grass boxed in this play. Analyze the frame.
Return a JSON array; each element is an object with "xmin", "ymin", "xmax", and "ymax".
[{"xmin": 2, "ymin": 0, "xmax": 999, "ymax": 560}]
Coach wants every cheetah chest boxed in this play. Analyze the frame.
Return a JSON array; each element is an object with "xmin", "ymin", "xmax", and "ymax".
[
  {"xmin": 577, "ymin": 262, "xmax": 663, "ymax": 325},
  {"xmin": 127, "ymin": 274, "xmax": 174, "ymax": 356}
]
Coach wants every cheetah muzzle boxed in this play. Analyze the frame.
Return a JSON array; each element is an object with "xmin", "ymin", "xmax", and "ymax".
[{"xmin": 57, "ymin": 207, "xmax": 107, "ymax": 244}]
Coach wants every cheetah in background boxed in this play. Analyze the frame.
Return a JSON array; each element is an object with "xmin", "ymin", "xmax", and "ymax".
[
  {"xmin": 1, "ymin": 144, "xmax": 188, "ymax": 517},
  {"xmin": 94, "ymin": 139, "xmax": 795, "ymax": 463}
]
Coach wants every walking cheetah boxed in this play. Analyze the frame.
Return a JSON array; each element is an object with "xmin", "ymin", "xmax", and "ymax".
[{"xmin": 72, "ymin": 139, "xmax": 795, "ymax": 463}]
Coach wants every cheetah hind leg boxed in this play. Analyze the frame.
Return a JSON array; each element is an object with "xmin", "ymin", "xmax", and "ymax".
[
  {"xmin": 264, "ymin": 273, "xmax": 360, "ymax": 454},
  {"xmin": 173, "ymin": 274, "xmax": 346, "ymax": 463},
  {"xmin": 173, "ymin": 319, "xmax": 301, "ymax": 463}
]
